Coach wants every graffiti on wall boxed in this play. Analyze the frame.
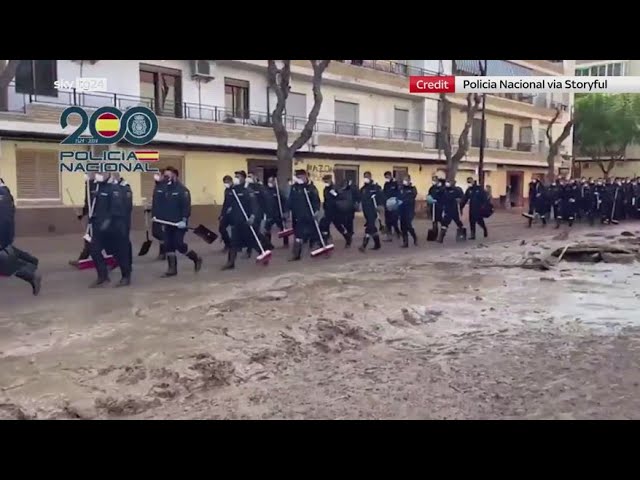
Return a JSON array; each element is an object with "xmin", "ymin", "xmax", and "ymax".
[{"xmin": 305, "ymin": 164, "xmax": 333, "ymax": 183}]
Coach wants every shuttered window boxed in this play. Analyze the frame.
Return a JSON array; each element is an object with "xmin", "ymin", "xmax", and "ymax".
[
  {"xmin": 16, "ymin": 150, "xmax": 61, "ymax": 202},
  {"xmin": 141, "ymin": 155, "xmax": 185, "ymax": 206}
]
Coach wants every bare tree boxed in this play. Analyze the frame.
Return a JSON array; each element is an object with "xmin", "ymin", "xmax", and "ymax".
[
  {"xmin": 545, "ymin": 107, "xmax": 574, "ymax": 181},
  {"xmin": 0, "ymin": 60, "xmax": 21, "ymax": 111},
  {"xmin": 267, "ymin": 60, "xmax": 330, "ymax": 189},
  {"xmin": 438, "ymin": 61, "xmax": 485, "ymax": 182}
]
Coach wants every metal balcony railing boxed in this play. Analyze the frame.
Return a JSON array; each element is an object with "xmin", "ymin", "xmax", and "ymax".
[
  {"xmin": 2, "ymin": 83, "xmax": 549, "ymax": 155},
  {"xmin": 336, "ymin": 60, "xmax": 440, "ymax": 77}
]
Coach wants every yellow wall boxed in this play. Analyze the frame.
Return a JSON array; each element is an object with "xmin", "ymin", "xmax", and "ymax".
[
  {"xmin": 580, "ymin": 160, "xmax": 640, "ymax": 178},
  {"xmin": 450, "ymin": 110, "xmax": 529, "ymax": 144}
]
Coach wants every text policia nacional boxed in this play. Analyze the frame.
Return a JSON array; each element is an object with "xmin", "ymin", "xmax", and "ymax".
[{"xmin": 462, "ymin": 78, "xmax": 607, "ymax": 91}]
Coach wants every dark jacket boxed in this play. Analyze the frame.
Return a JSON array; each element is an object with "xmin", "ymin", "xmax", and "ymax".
[
  {"xmin": 383, "ymin": 179, "xmax": 400, "ymax": 204},
  {"xmin": 288, "ymin": 182, "xmax": 321, "ymax": 222},
  {"xmin": 265, "ymin": 185, "xmax": 287, "ymax": 219},
  {"xmin": 151, "ymin": 180, "xmax": 165, "ymax": 218},
  {"xmin": 461, "ymin": 183, "xmax": 488, "ymax": 217},
  {"xmin": 398, "ymin": 183, "xmax": 417, "ymax": 217},
  {"xmin": 112, "ymin": 179, "xmax": 133, "ymax": 231},
  {"xmin": 247, "ymin": 182, "xmax": 268, "ymax": 220},
  {"xmin": 224, "ymin": 184, "xmax": 259, "ymax": 226},
  {"xmin": 441, "ymin": 186, "xmax": 463, "ymax": 217},
  {"xmin": 323, "ymin": 183, "xmax": 340, "ymax": 214},
  {"xmin": 156, "ymin": 180, "xmax": 191, "ymax": 223},
  {"xmin": 360, "ymin": 182, "xmax": 384, "ymax": 217},
  {"xmin": 0, "ymin": 183, "xmax": 16, "ymax": 249}
]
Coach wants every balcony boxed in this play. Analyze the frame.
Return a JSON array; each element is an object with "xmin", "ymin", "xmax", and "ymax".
[
  {"xmin": 0, "ymin": 82, "xmax": 551, "ymax": 161},
  {"xmin": 336, "ymin": 60, "xmax": 439, "ymax": 78}
]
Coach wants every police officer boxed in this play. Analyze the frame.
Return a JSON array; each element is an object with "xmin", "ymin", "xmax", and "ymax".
[
  {"xmin": 557, "ymin": 179, "xmax": 579, "ymax": 228},
  {"xmin": 218, "ymin": 176, "xmax": 233, "ymax": 253},
  {"xmin": 427, "ymin": 176, "xmax": 444, "ymax": 234},
  {"xmin": 319, "ymin": 174, "xmax": 349, "ymax": 246},
  {"xmin": 263, "ymin": 176, "xmax": 289, "ymax": 248},
  {"xmin": 583, "ymin": 178, "xmax": 598, "ymax": 226},
  {"xmin": 437, "ymin": 179, "xmax": 465, "ymax": 243},
  {"xmin": 397, "ymin": 175, "xmax": 417, "ymax": 247},
  {"xmin": 525, "ymin": 177, "xmax": 538, "ymax": 224},
  {"xmin": 149, "ymin": 171, "xmax": 167, "ymax": 260},
  {"xmin": 70, "ymin": 173, "xmax": 98, "ymax": 267},
  {"xmin": 525, "ymin": 178, "xmax": 547, "ymax": 227},
  {"xmin": 547, "ymin": 178, "xmax": 561, "ymax": 223},
  {"xmin": 221, "ymin": 170, "xmax": 259, "ymax": 270},
  {"xmin": 155, "ymin": 166, "xmax": 202, "ymax": 277},
  {"xmin": 343, "ymin": 178, "xmax": 360, "ymax": 247},
  {"xmin": 245, "ymin": 172, "xmax": 272, "ymax": 255},
  {"xmin": 111, "ymin": 172, "xmax": 133, "ymax": 284},
  {"xmin": 461, "ymin": 177, "xmax": 489, "ymax": 239},
  {"xmin": 382, "ymin": 171, "xmax": 401, "ymax": 241},
  {"xmin": 358, "ymin": 171, "xmax": 384, "ymax": 253},
  {"xmin": 0, "ymin": 178, "xmax": 42, "ymax": 295},
  {"xmin": 287, "ymin": 169, "xmax": 322, "ymax": 261}
]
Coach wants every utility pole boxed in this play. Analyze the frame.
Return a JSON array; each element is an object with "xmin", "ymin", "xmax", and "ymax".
[{"xmin": 478, "ymin": 59, "xmax": 488, "ymax": 188}]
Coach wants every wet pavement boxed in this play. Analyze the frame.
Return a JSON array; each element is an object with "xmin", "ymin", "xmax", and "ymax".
[{"xmin": 1, "ymin": 213, "xmax": 640, "ymax": 419}]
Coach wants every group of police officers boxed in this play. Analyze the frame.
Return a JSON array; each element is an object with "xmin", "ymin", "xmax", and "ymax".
[
  {"xmin": 526, "ymin": 176, "xmax": 640, "ymax": 228},
  {"xmin": 1, "ymin": 168, "xmax": 639, "ymax": 296}
]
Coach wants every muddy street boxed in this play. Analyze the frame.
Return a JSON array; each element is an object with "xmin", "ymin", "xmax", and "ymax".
[{"xmin": 1, "ymin": 223, "xmax": 640, "ymax": 419}]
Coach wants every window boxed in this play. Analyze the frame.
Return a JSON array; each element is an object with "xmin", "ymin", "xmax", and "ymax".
[
  {"xmin": 285, "ymin": 92, "xmax": 307, "ymax": 130},
  {"xmin": 15, "ymin": 150, "xmax": 60, "ymax": 202},
  {"xmin": 224, "ymin": 78, "xmax": 250, "ymax": 119},
  {"xmin": 141, "ymin": 156, "xmax": 185, "ymax": 205},
  {"xmin": 393, "ymin": 166, "xmax": 409, "ymax": 181},
  {"xmin": 598, "ymin": 65, "xmax": 606, "ymax": 76},
  {"xmin": 583, "ymin": 163, "xmax": 590, "ymax": 169},
  {"xmin": 139, "ymin": 65, "xmax": 183, "ymax": 118},
  {"xmin": 471, "ymin": 118, "xmax": 486, "ymax": 148},
  {"xmin": 613, "ymin": 63, "xmax": 622, "ymax": 76},
  {"xmin": 333, "ymin": 164, "xmax": 359, "ymax": 186},
  {"xmin": 590, "ymin": 66, "xmax": 598, "ymax": 76},
  {"xmin": 15, "ymin": 60, "xmax": 58, "ymax": 96},
  {"xmin": 334, "ymin": 100, "xmax": 359, "ymax": 136},
  {"xmin": 503, "ymin": 123, "xmax": 514, "ymax": 148},
  {"xmin": 607, "ymin": 64, "xmax": 614, "ymax": 76},
  {"xmin": 392, "ymin": 108, "xmax": 409, "ymax": 139}
]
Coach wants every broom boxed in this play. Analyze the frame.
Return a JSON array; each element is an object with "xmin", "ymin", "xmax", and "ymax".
[
  {"xmin": 304, "ymin": 187, "xmax": 334, "ymax": 257},
  {"xmin": 427, "ymin": 202, "xmax": 438, "ymax": 242},
  {"xmin": 74, "ymin": 181, "xmax": 117, "ymax": 270},
  {"xmin": 275, "ymin": 179, "xmax": 293, "ymax": 238},
  {"xmin": 610, "ymin": 187, "xmax": 619, "ymax": 225},
  {"xmin": 230, "ymin": 190, "xmax": 272, "ymax": 265}
]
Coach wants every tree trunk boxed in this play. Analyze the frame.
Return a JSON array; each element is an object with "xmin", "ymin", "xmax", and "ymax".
[
  {"xmin": 267, "ymin": 60, "xmax": 330, "ymax": 191},
  {"xmin": 545, "ymin": 107, "xmax": 574, "ymax": 182},
  {"xmin": 598, "ymin": 158, "xmax": 617, "ymax": 177},
  {"xmin": 0, "ymin": 60, "xmax": 21, "ymax": 112}
]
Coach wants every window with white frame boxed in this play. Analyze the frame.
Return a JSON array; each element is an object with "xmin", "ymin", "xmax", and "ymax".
[{"xmin": 575, "ymin": 62, "xmax": 624, "ymax": 77}]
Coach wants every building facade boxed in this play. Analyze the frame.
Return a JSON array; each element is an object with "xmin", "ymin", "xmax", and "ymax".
[
  {"xmin": 573, "ymin": 60, "xmax": 640, "ymax": 179},
  {"xmin": 0, "ymin": 59, "xmax": 574, "ymax": 235}
]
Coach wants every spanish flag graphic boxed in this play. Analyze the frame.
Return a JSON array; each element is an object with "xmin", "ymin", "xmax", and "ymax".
[
  {"xmin": 95, "ymin": 112, "xmax": 120, "ymax": 138},
  {"xmin": 134, "ymin": 150, "xmax": 160, "ymax": 162}
]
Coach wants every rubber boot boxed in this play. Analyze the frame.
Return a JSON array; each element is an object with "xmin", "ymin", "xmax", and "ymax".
[
  {"xmin": 469, "ymin": 225, "xmax": 476, "ymax": 240},
  {"xmin": 401, "ymin": 233, "xmax": 409, "ymax": 248},
  {"xmin": 483, "ymin": 226, "xmax": 488, "ymax": 238},
  {"xmin": 70, "ymin": 242, "xmax": 90, "ymax": 266},
  {"xmin": 344, "ymin": 232, "xmax": 352, "ymax": 248},
  {"xmin": 221, "ymin": 249, "xmax": 237, "ymax": 270},
  {"xmin": 541, "ymin": 216, "xmax": 547, "ymax": 227},
  {"xmin": 15, "ymin": 269, "xmax": 42, "ymax": 296},
  {"xmin": 282, "ymin": 234, "xmax": 290, "ymax": 248},
  {"xmin": 437, "ymin": 228, "xmax": 447, "ymax": 244},
  {"xmin": 116, "ymin": 276, "xmax": 131, "ymax": 287},
  {"xmin": 157, "ymin": 243, "xmax": 166, "ymax": 261},
  {"xmin": 409, "ymin": 228, "xmax": 417, "ymax": 245},
  {"xmin": 265, "ymin": 233, "xmax": 275, "ymax": 251},
  {"xmin": 555, "ymin": 219, "xmax": 561, "ymax": 229},
  {"xmin": 358, "ymin": 236, "xmax": 370, "ymax": 253},
  {"xmin": 289, "ymin": 240, "xmax": 303, "ymax": 261},
  {"xmin": 162, "ymin": 253, "xmax": 178, "ymax": 277},
  {"xmin": 186, "ymin": 250, "xmax": 203, "ymax": 272},
  {"xmin": 372, "ymin": 234, "xmax": 381, "ymax": 250},
  {"xmin": 527, "ymin": 218, "xmax": 533, "ymax": 228}
]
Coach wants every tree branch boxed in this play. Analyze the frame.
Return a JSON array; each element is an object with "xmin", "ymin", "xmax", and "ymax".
[
  {"xmin": 267, "ymin": 60, "xmax": 290, "ymax": 150},
  {"xmin": 0, "ymin": 60, "xmax": 21, "ymax": 88},
  {"xmin": 289, "ymin": 60, "xmax": 330, "ymax": 153}
]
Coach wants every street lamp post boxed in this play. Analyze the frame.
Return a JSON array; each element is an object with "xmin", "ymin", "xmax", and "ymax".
[{"xmin": 478, "ymin": 59, "xmax": 488, "ymax": 188}]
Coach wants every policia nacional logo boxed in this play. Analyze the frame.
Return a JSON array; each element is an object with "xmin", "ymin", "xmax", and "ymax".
[{"xmin": 60, "ymin": 105, "xmax": 159, "ymax": 146}]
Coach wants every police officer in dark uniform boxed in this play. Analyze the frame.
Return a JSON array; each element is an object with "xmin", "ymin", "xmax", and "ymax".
[
  {"xmin": 245, "ymin": 172, "xmax": 272, "ymax": 255},
  {"xmin": 437, "ymin": 180, "xmax": 465, "ymax": 243},
  {"xmin": 221, "ymin": 171, "xmax": 259, "ymax": 270},
  {"xmin": 0, "ymin": 178, "xmax": 42, "ymax": 295},
  {"xmin": 87, "ymin": 172, "xmax": 114, "ymax": 287},
  {"xmin": 287, "ymin": 169, "xmax": 322, "ymax": 261},
  {"xmin": 343, "ymin": 178, "xmax": 360, "ymax": 246},
  {"xmin": 461, "ymin": 177, "xmax": 489, "ymax": 239},
  {"xmin": 548, "ymin": 179, "xmax": 561, "ymax": 223},
  {"xmin": 263, "ymin": 176, "xmax": 289, "ymax": 249},
  {"xmin": 111, "ymin": 172, "xmax": 133, "ymax": 284},
  {"xmin": 382, "ymin": 171, "xmax": 401, "ymax": 241},
  {"xmin": 525, "ymin": 178, "xmax": 547, "ymax": 227},
  {"xmin": 218, "ymin": 176, "xmax": 233, "ymax": 252},
  {"xmin": 155, "ymin": 166, "xmax": 202, "ymax": 277},
  {"xmin": 319, "ymin": 174, "xmax": 349, "ymax": 246},
  {"xmin": 397, "ymin": 175, "xmax": 418, "ymax": 247},
  {"xmin": 557, "ymin": 179, "xmax": 579, "ymax": 228},
  {"xmin": 583, "ymin": 179, "xmax": 598, "ymax": 226},
  {"xmin": 427, "ymin": 176, "xmax": 444, "ymax": 234},
  {"xmin": 149, "ymin": 171, "xmax": 166, "ymax": 260},
  {"xmin": 69, "ymin": 173, "xmax": 98, "ymax": 267},
  {"xmin": 358, "ymin": 171, "xmax": 384, "ymax": 253},
  {"xmin": 525, "ymin": 177, "xmax": 538, "ymax": 224}
]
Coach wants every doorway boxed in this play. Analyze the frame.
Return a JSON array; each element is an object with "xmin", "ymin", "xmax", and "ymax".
[
  {"xmin": 506, "ymin": 170, "xmax": 524, "ymax": 207},
  {"xmin": 247, "ymin": 159, "xmax": 278, "ymax": 183}
]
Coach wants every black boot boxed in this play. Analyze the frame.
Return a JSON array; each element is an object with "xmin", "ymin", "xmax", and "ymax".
[
  {"xmin": 555, "ymin": 219, "xmax": 561, "ymax": 229},
  {"xmin": 162, "ymin": 253, "xmax": 178, "ymax": 277},
  {"xmin": 372, "ymin": 234, "xmax": 381, "ymax": 250},
  {"xmin": 401, "ymin": 233, "xmax": 409, "ymax": 248},
  {"xmin": 469, "ymin": 226, "xmax": 476, "ymax": 240},
  {"xmin": 289, "ymin": 241, "xmax": 303, "ymax": 261},
  {"xmin": 527, "ymin": 218, "xmax": 533, "ymax": 228},
  {"xmin": 283, "ymin": 234, "xmax": 290, "ymax": 248},
  {"xmin": 395, "ymin": 227, "xmax": 401, "ymax": 239},
  {"xmin": 15, "ymin": 269, "xmax": 42, "ymax": 296},
  {"xmin": 483, "ymin": 226, "xmax": 488, "ymax": 238},
  {"xmin": 409, "ymin": 228, "xmax": 417, "ymax": 245},
  {"xmin": 156, "ymin": 243, "xmax": 166, "ymax": 261},
  {"xmin": 541, "ymin": 216, "xmax": 547, "ymax": 227},
  {"xmin": 221, "ymin": 249, "xmax": 237, "ymax": 270},
  {"xmin": 358, "ymin": 236, "xmax": 370, "ymax": 253},
  {"xmin": 70, "ymin": 242, "xmax": 90, "ymax": 266},
  {"xmin": 345, "ymin": 233, "xmax": 353, "ymax": 248},
  {"xmin": 245, "ymin": 248, "xmax": 252, "ymax": 259},
  {"xmin": 116, "ymin": 276, "xmax": 131, "ymax": 287},
  {"xmin": 186, "ymin": 250, "xmax": 203, "ymax": 272},
  {"xmin": 437, "ymin": 228, "xmax": 447, "ymax": 243},
  {"xmin": 265, "ymin": 233, "xmax": 275, "ymax": 251}
]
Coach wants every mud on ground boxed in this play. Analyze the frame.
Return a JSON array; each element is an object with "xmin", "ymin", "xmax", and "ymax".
[{"xmin": 1, "ymin": 227, "xmax": 640, "ymax": 419}]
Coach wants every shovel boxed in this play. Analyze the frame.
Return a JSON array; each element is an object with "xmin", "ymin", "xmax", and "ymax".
[
  {"xmin": 610, "ymin": 188, "xmax": 619, "ymax": 225},
  {"xmin": 427, "ymin": 204, "xmax": 438, "ymax": 242},
  {"xmin": 228, "ymin": 191, "xmax": 272, "ymax": 265},
  {"xmin": 152, "ymin": 217, "xmax": 218, "ymax": 244},
  {"xmin": 305, "ymin": 187, "xmax": 334, "ymax": 257},
  {"xmin": 275, "ymin": 179, "xmax": 294, "ymax": 239},
  {"xmin": 456, "ymin": 202, "xmax": 467, "ymax": 242},
  {"xmin": 138, "ymin": 211, "xmax": 153, "ymax": 256}
]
